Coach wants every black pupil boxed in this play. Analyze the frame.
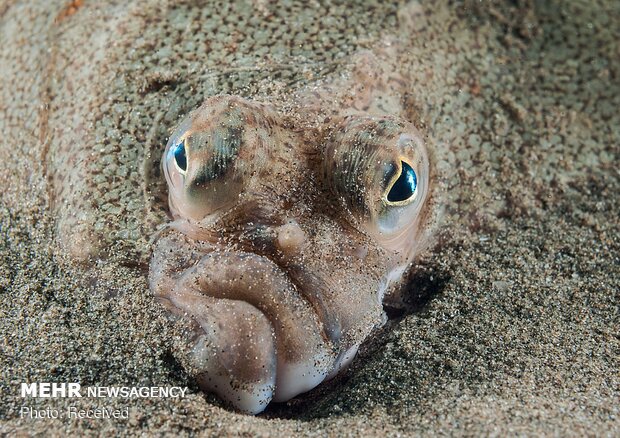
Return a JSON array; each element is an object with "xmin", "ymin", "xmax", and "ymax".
[
  {"xmin": 174, "ymin": 142, "xmax": 187, "ymax": 171},
  {"xmin": 387, "ymin": 161, "xmax": 417, "ymax": 202}
]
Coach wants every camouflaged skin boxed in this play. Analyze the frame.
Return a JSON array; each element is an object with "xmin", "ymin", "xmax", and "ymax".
[
  {"xmin": 0, "ymin": 0, "xmax": 437, "ymax": 415},
  {"xmin": 0, "ymin": 0, "xmax": 402, "ymax": 262},
  {"xmin": 148, "ymin": 53, "xmax": 431, "ymax": 412}
]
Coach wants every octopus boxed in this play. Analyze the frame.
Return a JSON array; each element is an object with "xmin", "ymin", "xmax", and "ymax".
[
  {"xmin": 149, "ymin": 49, "xmax": 432, "ymax": 413},
  {"xmin": 1, "ymin": 0, "xmax": 434, "ymax": 415}
]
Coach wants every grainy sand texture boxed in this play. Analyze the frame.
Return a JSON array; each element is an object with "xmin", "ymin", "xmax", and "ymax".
[{"xmin": 0, "ymin": 0, "xmax": 618, "ymax": 436}]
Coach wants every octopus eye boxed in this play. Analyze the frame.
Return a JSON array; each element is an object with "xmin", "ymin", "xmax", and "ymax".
[
  {"xmin": 163, "ymin": 96, "xmax": 279, "ymax": 222},
  {"xmin": 173, "ymin": 141, "xmax": 187, "ymax": 174},
  {"xmin": 323, "ymin": 115, "xmax": 430, "ymax": 251},
  {"xmin": 386, "ymin": 161, "xmax": 417, "ymax": 204}
]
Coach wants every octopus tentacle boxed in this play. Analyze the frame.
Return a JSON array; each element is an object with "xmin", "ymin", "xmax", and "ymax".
[
  {"xmin": 174, "ymin": 251, "xmax": 336, "ymax": 403},
  {"xmin": 170, "ymin": 290, "xmax": 277, "ymax": 414}
]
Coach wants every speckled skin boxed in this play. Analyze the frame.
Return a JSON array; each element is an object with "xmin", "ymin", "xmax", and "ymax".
[
  {"xmin": 149, "ymin": 58, "xmax": 431, "ymax": 412},
  {"xmin": 0, "ymin": 0, "xmax": 403, "ymax": 262},
  {"xmin": 0, "ymin": 0, "xmax": 431, "ymax": 414},
  {"xmin": 2, "ymin": 0, "xmax": 619, "ymax": 434}
]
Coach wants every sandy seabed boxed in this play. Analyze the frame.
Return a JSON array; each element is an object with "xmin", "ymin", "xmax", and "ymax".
[{"xmin": 0, "ymin": 0, "xmax": 618, "ymax": 436}]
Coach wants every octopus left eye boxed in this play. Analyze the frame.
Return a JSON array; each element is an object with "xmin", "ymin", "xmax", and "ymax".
[
  {"xmin": 386, "ymin": 161, "xmax": 417, "ymax": 204},
  {"xmin": 162, "ymin": 96, "xmax": 279, "ymax": 222},
  {"xmin": 172, "ymin": 141, "xmax": 187, "ymax": 174}
]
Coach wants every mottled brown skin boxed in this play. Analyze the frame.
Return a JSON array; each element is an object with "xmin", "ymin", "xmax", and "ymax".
[
  {"xmin": 0, "ymin": 0, "xmax": 431, "ymax": 416},
  {"xmin": 149, "ymin": 54, "xmax": 432, "ymax": 414},
  {"xmin": 8, "ymin": 0, "xmax": 405, "ymax": 264}
]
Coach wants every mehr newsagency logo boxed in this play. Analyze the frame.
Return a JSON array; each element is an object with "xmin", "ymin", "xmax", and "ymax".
[{"xmin": 19, "ymin": 382, "xmax": 188, "ymax": 420}]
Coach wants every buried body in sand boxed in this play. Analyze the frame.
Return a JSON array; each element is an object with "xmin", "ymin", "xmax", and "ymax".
[
  {"xmin": 69, "ymin": 32, "xmax": 435, "ymax": 416},
  {"xmin": 1, "ymin": 0, "xmax": 618, "ymax": 434},
  {"xmin": 21, "ymin": 0, "xmax": 437, "ymax": 415}
]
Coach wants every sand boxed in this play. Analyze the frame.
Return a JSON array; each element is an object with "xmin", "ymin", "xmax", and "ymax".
[{"xmin": 0, "ymin": 0, "xmax": 618, "ymax": 436}]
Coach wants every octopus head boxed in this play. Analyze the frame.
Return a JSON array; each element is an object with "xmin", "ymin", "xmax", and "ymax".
[{"xmin": 153, "ymin": 95, "xmax": 431, "ymax": 414}]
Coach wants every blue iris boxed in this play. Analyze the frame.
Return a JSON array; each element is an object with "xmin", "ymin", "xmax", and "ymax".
[
  {"xmin": 387, "ymin": 161, "xmax": 417, "ymax": 202},
  {"xmin": 173, "ymin": 141, "xmax": 187, "ymax": 172}
]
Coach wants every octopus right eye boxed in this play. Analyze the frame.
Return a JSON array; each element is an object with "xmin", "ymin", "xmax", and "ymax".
[
  {"xmin": 324, "ymin": 116, "xmax": 430, "ymax": 245},
  {"xmin": 385, "ymin": 160, "xmax": 417, "ymax": 204}
]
